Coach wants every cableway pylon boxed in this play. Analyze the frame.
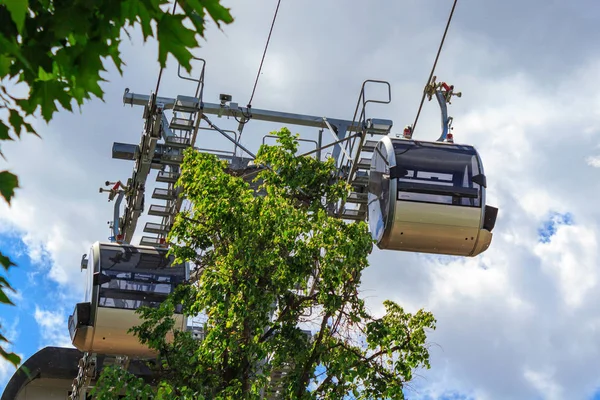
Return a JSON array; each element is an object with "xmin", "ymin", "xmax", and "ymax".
[{"xmin": 65, "ymin": 1, "xmax": 500, "ymax": 397}]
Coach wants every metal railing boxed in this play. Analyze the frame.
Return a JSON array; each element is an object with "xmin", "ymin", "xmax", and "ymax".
[
  {"xmin": 335, "ymin": 80, "xmax": 391, "ymax": 218},
  {"xmin": 338, "ymin": 80, "xmax": 391, "ymax": 181}
]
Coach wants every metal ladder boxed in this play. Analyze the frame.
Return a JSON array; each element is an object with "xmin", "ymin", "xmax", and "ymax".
[
  {"xmin": 335, "ymin": 80, "xmax": 393, "ymax": 222},
  {"xmin": 139, "ymin": 59, "xmax": 206, "ymax": 247},
  {"xmin": 69, "ymin": 352, "xmax": 96, "ymax": 400},
  {"xmin": 69, "ymin": 353, "xmax": 132, "ymax": 399}
]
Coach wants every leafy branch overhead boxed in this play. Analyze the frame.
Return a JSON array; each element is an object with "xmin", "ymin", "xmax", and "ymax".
[
  {"xmin": 0, "ymin": 172, "xmax": 20, "ymax": 368},
  {"xmin": 1, "ymin": 0, "xmax": 233, "ymax": 125},
  {"xmin": 92, "ymin": 129, "xmax": 437, "ymax": 399},
  {"xmin": 0, "ymin": 0, "xmax": 233, "ymax": 371}
]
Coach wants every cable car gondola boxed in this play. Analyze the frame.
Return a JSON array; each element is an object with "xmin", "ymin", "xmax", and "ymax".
[
  {"xmin": 368, "ymin": 136, "xmax": 498, "ymax": 257},
  {"xmin": 68, "ymin": 242, "xmax": 189, "ymax": 358}
]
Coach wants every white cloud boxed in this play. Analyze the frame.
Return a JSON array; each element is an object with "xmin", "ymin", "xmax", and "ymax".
[
  {"xmin": 524, "ymin": 367, "xmax": 564, "ymax": 400},
  {"xmin": 534, "ymin": 224, "xmax": 598, "ymax": 309},
  {"xmin": 586, "ymin": 155, "xmax": 600, "ymax": 168},
  {"xmin": 33, "ymin": 307, "xmax": 73, "ymax": 349},
  {"xmin": 8, "ymin": 289, "xmax": 23, "ymax": 304}
]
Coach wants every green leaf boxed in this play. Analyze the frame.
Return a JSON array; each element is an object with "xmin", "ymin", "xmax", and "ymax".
[
  {"xmin": 137, "ymin": 2, "xmax": 154, "ymax": 40},
  {"xmin": 0, "ymin": 288, "xmax": 14, "ymax": 305},
  {"xmin": 8, "ymin": 109, "xmax": 24, "ymax": 138},
  {"xmin": 107, "ymin": 39, "xmax": 125, "ymax": 75},
  {"xmin": 156, "ymin": 14, "xmax": 198, "ymax": 70},
  {"xmin": 0, "ymin": 33, "xmax": 32, "ymax": 73},
  {"xmin": 176, "ymin": 1, "xmax": 206, "ymax": 37},
  {"xmin": 0, "ymin": 170, "xmax": 18, "ymax": 204},
  {"xmin": 37, "ymin": 66, "xmax": 55, "ymax": 82},
  {"xmin": 0, "ymin": 347, "xmax": 21, "ymax": 368},
  {"xmin": 0, "ymin": 276, "xmax": 14, "ymax": 291},
  {"xmin": 0, "ymin": 55, "xmax": 13, "ymax": 77},
  {"xmin": 0, "ymin": 251, "xmax": 16, "ymax": 271},
  {"xmin": 20, "ymin": 81, "xmax": 70, "ymax": 122},
  {"xmin": 202, "ymin": 0, "xmax": 234, "ymax": 28},
  {"xmin": 0, "ymin": 121, "xmax": 12, "ymax": 141},
  {"xmin": 2, "ymin": 0, "xmax": 29, "ymax": 33}
]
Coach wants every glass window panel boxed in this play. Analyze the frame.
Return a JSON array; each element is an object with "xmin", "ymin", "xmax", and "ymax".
[
  {"xmin": 398, "ymin": 191, "xmax": 453, "ymax": 204},
  {"xmin": 400, "ymin": 177, "xmax": 453, "ymax": 186},
  {"xmin": 100, "ymin": 275, "xmax": 174, "ymax": 293},
  {"xmin": 417, "ymin": 171, "xmax": 453, "ymax": 182},
  {"xmin": 393, "ymin": 140, "xmax": 482, "ymax": 207},
  {"xmin": 99, "ymin": 297, "xmax": 163, "ymax": 310},
  {"xmin": 98, "ymin": 270, "xmax": 177, "ymax": 310},
  {"xmin": 99, "ymin": 286, "xmax": 169, "ymax": 310},
  {"xmin": 368, "ymin": 142, "xmax": 392, "ymax": 243},
  {"xmin": 96, "ymin": 244, "xmax": 187, "ymax": 312},
  {"xmin": 84, "ymin": 247, "xmax": 94, "ymax": 303},
  {"xmin": 98, "ymin": 245, "xmax": 186, "ymax": 276}
]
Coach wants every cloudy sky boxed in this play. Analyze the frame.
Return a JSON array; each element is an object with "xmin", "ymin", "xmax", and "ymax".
[{"xmin": 2, "ymin": 0, "xmax": 600, "ymax": 398}]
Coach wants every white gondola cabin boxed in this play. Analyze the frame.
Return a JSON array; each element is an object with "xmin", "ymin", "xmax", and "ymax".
[
  {"xmin": 68, "ymin": 242, "xmax": 189, "ymax": 358},
  {"xmin": 368, "ymin": 136, "xmax": 498, "ymax": 257}
]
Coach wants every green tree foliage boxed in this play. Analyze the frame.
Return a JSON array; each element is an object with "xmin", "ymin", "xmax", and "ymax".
[
  {"xmin": 0, "ymin": 0, "xmax": 233, "ymax": 369},
  {"xmin": 92, "ymin": 129, "xmax": 436, "ymax": 399},
  {"xmin": 0, "ymin": 168, "xmax": 20, "ymax": 368}
]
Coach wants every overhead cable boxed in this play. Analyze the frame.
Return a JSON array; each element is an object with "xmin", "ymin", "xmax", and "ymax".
[
  {"xmin": 411, "ymin": 0, "xmax": 458, "ymax": 135},
  {"xmin": 247, "ymin": 0, "xmax": 282, "ymax": 109}
]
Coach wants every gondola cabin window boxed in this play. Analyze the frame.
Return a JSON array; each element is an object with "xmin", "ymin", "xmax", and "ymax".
[
  {"xmin": 96, "ymin": 244, "xmax": 186, "ymax": 313},
  {"xmin": 393, "ymin": 140, "xmax": 482, "ymax": 208},
  {"xmin": 98, "ymin": 270, "xmax": 177, "ymax": 310}
]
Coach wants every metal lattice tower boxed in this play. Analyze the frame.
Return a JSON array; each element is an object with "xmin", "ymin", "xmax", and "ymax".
[{"xmin": 104, "ymin": 59, "xmax": 394, "ymax": 246}]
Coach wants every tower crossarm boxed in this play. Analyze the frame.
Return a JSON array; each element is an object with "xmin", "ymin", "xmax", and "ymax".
[{"xmin": 123, "ymin": 90, "xmax": 361, "ymax": 133}]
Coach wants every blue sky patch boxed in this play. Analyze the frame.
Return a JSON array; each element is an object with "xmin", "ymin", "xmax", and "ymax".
[
  {"xmin": 537, "ymin": 211, "xmax": 574, "ymax": 243},
  {"xmin": 403, "ymin": 390, "xmax": 476, "ymax": 400},
  {"xmin": 0, "ymin": 232, "xmax": 72, "ymax": 392},
  {"xmin": 590, "ymin": 388, "xmax": 600, "ymax": 400}
]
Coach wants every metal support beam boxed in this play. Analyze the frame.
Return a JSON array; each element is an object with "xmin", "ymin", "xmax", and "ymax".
[
  {"xmin": 323, "ymin": 118, "xmax": 351, "ymax": 161},
  {"xmin": 112, "ymin": 192, "xmax": 125, "ymax": 242},
  {"xmin": 435, "ymin": 90, "xmax": 452, "ymax": 142},
  {"xmin": 120, "ymin": 94, "xmax": 165, "ymax": 244},
  {"xmin": 123, "ymin": 90, "xmax": 361, "ymax": 133},
  {"xmin": 298, "ymin": 132, "xmax": 361, "ymax": 158},
  {"xmin": 201, "ymin": 115, "xmax": 256, "ymax": 159}
]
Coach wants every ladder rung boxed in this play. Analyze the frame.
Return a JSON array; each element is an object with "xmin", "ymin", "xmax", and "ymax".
[
  {"xmin": 173, "ymin": 95, "xmax": 200, "ymax": 112},
  {"xmin": 144, "ymin": 222, "xmax": 171, "ymax": 235},
  {"xmin": 366, "ymin": 128, "xmax": 389, "ymax": 135},
  {"xmin": 346, "ymin": 192, "xmax": 368, "ymax": 204},
  {"xmin": 152, "ymin": 188, "xmax": 176, "ymax": 200},
  {"xmin": 352, "ymin": 171, "xmax": 369, "ymax": 185},
  {"xmin": 362, "ymin": 140, "xmax": 379, "ymax": 152},
  {"xmin": 170, "ymin": 117, "xmax": 194, "ymax": 131},
  {"xmin": 140, "ymin": 236, "xmax": 167, "ymax": 247},
  {"xmin": 165, "ymin": 136, "xmax": 192, "ymax": 148},
  {"xmin": 156, "ymin": 171, "xmax": 179, "ymax": 183},
  {"xmin": 366, "ymin": 118, "xmax": 393, "ymax": 134},
  {"xmin": 148, "ymin": 204, "xmax": 172, "ymax": 217},
  {"xmin": 356, "ymin": 157, "xmax": 371, "ymax": 170},
  {"xmin": 341, "ymin": 208, "xmax": 366, "ymax": 221},
  {"xmin": 351, "ymin": 181, "xmax": 367, "ymax": 191},
  {"xmin": 161, "ymin": 154, "xmax": 184, "ymax": 165}
]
